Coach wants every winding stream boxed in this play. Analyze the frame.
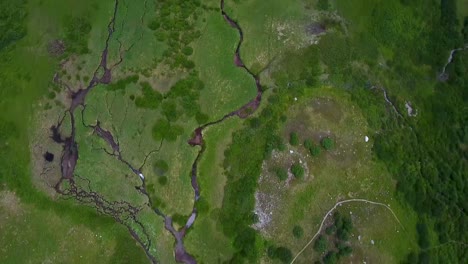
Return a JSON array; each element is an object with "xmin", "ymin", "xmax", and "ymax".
[
  {"xmin": 50, "ymin": 0, "xmax": 265, "ymax": 262},
  {"xmin": 166, "ymin": 0, "xmax": 265, "ymax": 263},
  {"xmin": 439, "ymin": 44, "xmax": 468, "ymax": 80}
]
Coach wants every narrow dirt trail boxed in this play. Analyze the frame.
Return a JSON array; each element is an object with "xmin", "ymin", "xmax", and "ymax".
[{"xmin": 290, "ymin": 198, "xmax": 404, "ymax": 264}]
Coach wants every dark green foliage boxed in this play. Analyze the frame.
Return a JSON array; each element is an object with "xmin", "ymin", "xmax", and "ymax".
[
  {"xmin": 303, "ymin": 139, "xmax": 313, "ymax": 149},
  {"xmin": 323, "ymin": 251, "xmax": 338, "ymax": 264},
  {"xmin": 166, "ymin": 74, "xmax": 204, "ymax": 119},
  {"xmin": 135, "ymin": 82, "xmax": 163, "ymax": 109},
  {"xmin": 158, "ymin": 176, "xmax": 168, "ymax": 185},
  {"xmin": 304, "ymin": 139, "xmax": 321, "ymax": 156},
  {"xmin": 151, "ymin": 0, "xmax": 202, "ymax": 69},
  {"xmin": 151, "ymin": 119, "xmax": 183, "ymax": 142},
  {"xmin": 274, "ymin": 167, "xmax": 288, "ymax": 181},
  {"xmin": 0, "ymin": 0, "xmax": 27, "ymax": 51},
  {"xmin": 313, "ymin": 235, "xmax": 328, "ymax": 253},
  {"xmin": 325, "ymin": 225, "xmax": 336, "ymax": 235},
  {"xmin": 267, "ymin": 246, "xmax": 293, "ymax": 264},
  {"xmin": 148, "ymin": 19, "xmax": 160, "ymax": 30},
  {"xmin": 310, "ymin": 145, "xmax": 321, "ymax": 156},
  {"xmin": 153, "ymin": 159, "xmax": 169, "ymax": 176},
  {"xmin": 162, "ymin": 100, "xmax": 179, "ymax": 122},
  {"xmin": 317, "ymin": 0, "xmax": 329, "ymax": 11},
  {"xmin": 195, "ymin": 196, "xmax": 210, "ymax": 215},
  {"xmin": 220, "ymin": 46, "xmax": 320, "ymax": 263},
  {"xmin": 233, "ymin": 227, "xmax": 259, "ymax": 261},
  {"xmin": 416, "ymin": 221, "xmax": 431, "ymax": 249},
  {"xmin": 334, "ymin": 212, "xmax": 353, "ymax": 241},
  {"xmin": 107, "ymin": 75, "xmax": 139, "ymax": 91},
  {"xmin": 289, "ymin": 132, "xmax": 299, "ymax": 145},
  {"xmin": 293, "ymin": 225, "xmax": 304, "ymax": 239},
  {"xmin": 463, "ymin": 17, "xmax": 468, "ymax": 42},
  {"xmin": 64, "ymin": 16, "xmax": 92, "ymax": 54},
  {"xmin": 291, "ymin": 163, "xmax": 304, "ymax": 179},
  {"xmin": 172, "ymin": 213, "xmax": 188, "ymax": 227},
  {"xmin": 337, "ymin": 243, "xmax": 352, "ymax": 258},
  {"xmin": 182, "ymin": 46, "xmax": 193, "ymax": 56},
  {"xmin": 195, "ymin": 111, "xmax": 209, "ymax": 124},
  {"xmin": 321, "ymin": 137, "xmax": 334, "ymax": 150}
]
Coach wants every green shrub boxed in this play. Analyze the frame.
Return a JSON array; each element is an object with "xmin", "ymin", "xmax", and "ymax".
[
  {"xmin": 158, "ymin": 176, "xmax": 168, "ymax": 185},
  {"xmin": 182, "ymin": 46, "xmax": 193, "ymax": 56},
  {"xmin": 291, "ymin": 163, "xmax": 304, "ymax": 179},
  {"xmin": 304, "ymin": 139, "xmax": 313, "ymax": 149},
  {"xmin": 313, "ymin": 235, "xmax": 328, "ymax": 253},
  {"xmin": 152, "ymin": 119, "xmax": 183, "ymax": 142},
  {"xmin": 323, "ymin": 251, "xmax": 338, "ymax": 264},
  {"xmin": 153, "ymin": 160, "xmax": 169, "ymax": 176},
  {"xmin": 267, "ymin": 246, "xmax": 293, "ymax": 264},
  {"xmin": 289, "ymin": 132, "xmax": 299, "ymax": 146},
  {"xmin": 275, "ymin": 167, "xmax": 288, "ymax": 181},
  {"xmin": 321, "ymin": 137, "xmax": 334, "ymax": 150},
  {"xmin": 292, "ymin": 225, "xmax": 304, "ymax": 239},
  {"xmin": 148, "ymin": 19, "xmax": 160, "ymax": 30},
  {"xmin": 310, "ymin": 145, "xmax": 321, "ymax": 156}
]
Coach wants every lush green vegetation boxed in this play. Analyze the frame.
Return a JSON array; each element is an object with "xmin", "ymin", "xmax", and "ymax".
[
  {"xmin": 321, "ymin": 137, "xmax": 334, "ymax": 150},
  {"xmin": 0, "ymin": 0, "xmax": 27, "ymax": 52},
  {"xmin": 291, "ymin": 163, "xmax": 305, "ymax": 179},
  {"xmin": 218, "ymin": 44, "xmax": 320, "ymax": 262},
  {"xmin": 292, "ymin": 225, "xmax": 304, "ymax": 239},
  {"xmin": 332, "ymin": 0, "xmax": 468, "ymax": 262},
  {"xmin": 289, "ymin": 132, "xmax": 300, "ymax": 146}
]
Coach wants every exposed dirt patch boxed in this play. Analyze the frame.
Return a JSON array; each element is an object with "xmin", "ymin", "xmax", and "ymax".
[
  {"xmin": 0, "ymin": 191, "xmax": 24, "ymax": 217},
  {"xmin": 47, "ymin": 40, "xmax": 66, "ymax": 57}
]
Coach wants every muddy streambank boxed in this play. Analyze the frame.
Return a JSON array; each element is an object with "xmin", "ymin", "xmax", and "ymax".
[
  {"xmin": 49, "ymin": 1, "xmax": 160, "ymax": 263},
  {"xmin": 171, "ymin": 0, "xmax": 266, "ymax": 263}
]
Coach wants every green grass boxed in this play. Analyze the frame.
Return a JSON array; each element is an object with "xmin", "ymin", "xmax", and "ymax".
[
  {"xmin": 184, "ymin": 117, "xmax": 243, "ymax": 263},
  {"xmin": 225, "ymin": 0, "xmax": 306, "ymax": 71},
  {"xmin": 193, "ymin": 10, "xmax": 256, "ymax": 120}
]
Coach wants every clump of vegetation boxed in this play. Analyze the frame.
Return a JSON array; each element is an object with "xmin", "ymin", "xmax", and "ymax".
[
  {"xmin": 158, "ymin": 176, "xmax": 168, "ymax": 186},
  {"xmin": 274, "ymin": 167, "xmax": 288, "ymax": 181},
  {"xmin": 220, "ymin": 44, "xmax": 320, "ymax": 263},
  {"xmin": 135, "ymin": 82, "xmax": 163, "ymax": 109},
  {"xmin": 317, "ymin": 0, "xmax": 329, "ymax": 11},
  {"xmin": 323, "ymin": 251, "xmax": 338, "ymax": 264},
  {"xmin": 334, "ymin": 212, "xmax": 353, "ymax": 241},
  {"xmin": 313, "ymin": 235, "xmax": 328, "ymax": 253},
  {"xmin": 107, "ymin": 75, "xmax": 139, "ymax": 91},
  {"xmin": 153, "ymin": 159, "xmax": 169, "ymax": 176},
  {"xmin": 321, "ymin": 137, "xmax": 334, "ymax": 150},
  {"xmin": 151, "ymin": 119, "xmax": 183, "ymax": 142},
  {"xmin": 291, "ymin": 163, "xmax": 304, "ymax": 179},
  {"xmin": 0, "ymin": 0, "xmax": 27, "ymax": 52},
  {"xmin": 289, "ymin": 132, "xmax": 299, "ymax": 146},
  {"xmin": 267, "ymin": 246, "xmax": 293, "ymax": 264},
  {"xmin": 292, "ymin": 225, "xmax": 304, "ymax": 239},
  {"xmin": 304, "ymin": 138, "xmax": 321, "ymax": 156},
  {"xmin": 64, "ymin": 16, "xmax": 92, "ymax": 54}
]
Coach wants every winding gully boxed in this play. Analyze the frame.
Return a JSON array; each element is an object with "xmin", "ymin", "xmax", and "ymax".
[
  {"xmin": 168, "ymin": 1, "xmax": 264, "ymax": 263},
  {"xmin": 51, "ymin": 0, "xmax": 264, "ymax": 263}
]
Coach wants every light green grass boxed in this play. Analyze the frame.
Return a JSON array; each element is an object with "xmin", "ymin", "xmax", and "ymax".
[
  {"xmin": 184, "ymin": 117, "xmax": 244, "ymax": 263},
  {"xmin": 0, "ymin": 191, "xmax": 148, "ymax": 264},
  {"xmin": 225, "ymin": 0, "xmax": 307, "ymax": 71},
  {"xmin": 193, "ymin": 11, "xmax": 257, "ymax": 120}
]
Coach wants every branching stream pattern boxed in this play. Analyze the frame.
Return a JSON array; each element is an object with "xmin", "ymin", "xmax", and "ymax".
[{"xmin": 49, "ymin": 0, "xmax": 265, "ymax": 263}]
